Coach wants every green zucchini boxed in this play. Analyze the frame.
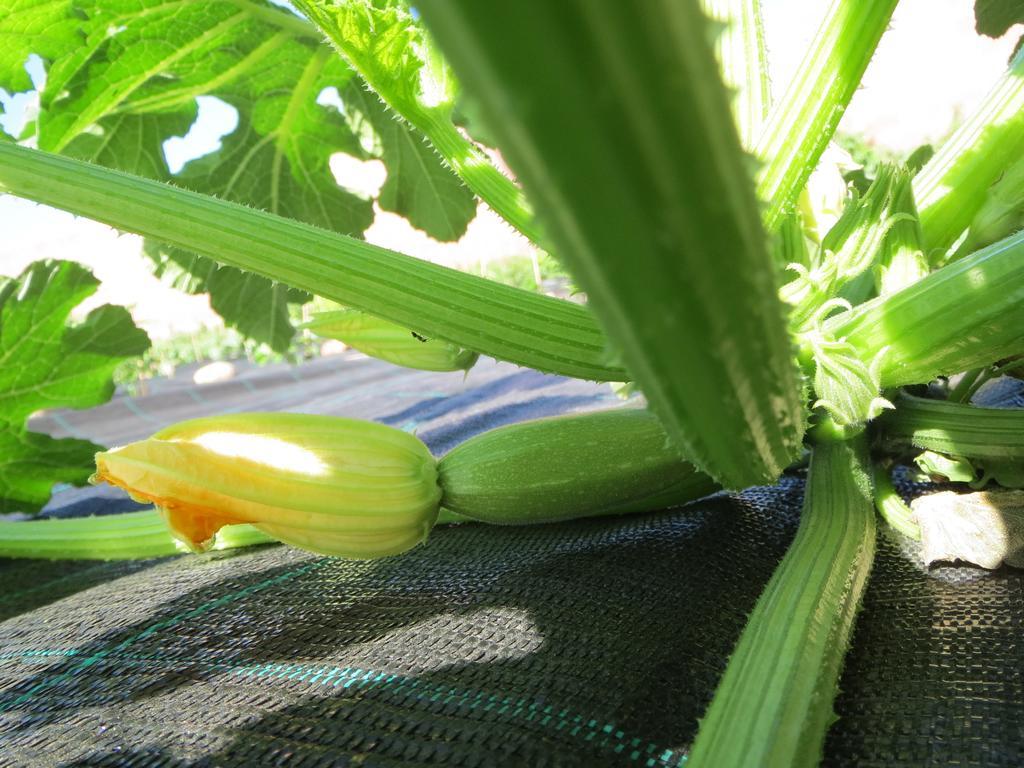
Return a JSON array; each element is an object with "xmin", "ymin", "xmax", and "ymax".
[{"xmin": 437, "ymin": 408, "xmax": 719, "ymax": 524}]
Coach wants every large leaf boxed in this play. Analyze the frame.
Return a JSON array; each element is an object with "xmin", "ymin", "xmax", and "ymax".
[
  {"xmin": 0, "ymin": 0, "xmax": 79, "ymax": 92},
  {"xmin": 294, "ymin": 0, "xmax": 538, "ymax": 244},
  {"xmin": 344, "ymin": 83, "xmax": 477, "ymax": 241},
  {"xmin": 975, "ymin": 0, "xmax": 1024, "ymax": 38},
  {"xmin": 416, "ymin": 0, "xmax": 806, "ymax": 487},
  {"xmin": 0, "ymin": 260, "xmax": 150, "ymax": 513},
  {"xmin": 11, "ymin": 0, "xmax": 476, "ymax": 349}
]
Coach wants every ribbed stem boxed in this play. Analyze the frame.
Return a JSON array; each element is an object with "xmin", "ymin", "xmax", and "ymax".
[
  {"xmin": 872, "ymin": 463, "xmax": 920, "ymax": 540},
  {"xmin": 0, "ymin": 511, "xmax": 274, "ymax": 560},
  {"xmin": 755, "ymin": 0, "xmax": 899, "ymax": 233},
  {"xmin": 0, "ymin": 143, "xmax": 623, "ymax": 381},
  {"xmin": 700, "ymin": 0, "xmax": 771, "ymax": 149},
  {"xmin": 880, "ymin": 393, "xmax": 1024, "ymax": 462},
  {"xmin": 914, "ymin": 47, "xmax": 1024, "ymax": 262},
  {"xmin": 0, "ymin": 506, "xmax": 485, "ymax": 561},
  {"xmin": 417, "ymin": 0, "xmax": 806, "ymax": 488},
  {"xmin": 688, "ymin": 437, "xmax": 875, "ymax": 767},
  {"xmin": 826, "ymin": 229, "xmax": 1024, "ymax": 388}
]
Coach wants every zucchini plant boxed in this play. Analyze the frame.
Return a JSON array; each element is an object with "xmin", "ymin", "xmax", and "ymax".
[{"xmin": 3, "ymin": 0, "xmax": 1024, "ymax": 764}]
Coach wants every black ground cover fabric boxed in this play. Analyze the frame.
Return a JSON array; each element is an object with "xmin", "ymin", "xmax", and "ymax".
[{"xmin": 2, "ymin": 354, "xmax": 1023, "ymax": 766}]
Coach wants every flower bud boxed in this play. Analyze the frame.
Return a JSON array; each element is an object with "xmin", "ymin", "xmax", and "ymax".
[
  {"xmin": 91, "ymin": 413, "xmax": 442, "ymax": 559},
  {"xmin": 303, "ymin": 309, "xmax": 478, "ymax": 372}
]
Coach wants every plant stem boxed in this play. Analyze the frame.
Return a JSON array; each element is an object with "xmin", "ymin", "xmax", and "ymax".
[
  {"xmin": 0, "ymin": 143, "xmax": 624, "ymax": 381},
  {"xmin": 755, "ymin": 0, "xmax": 898, "ymax": 233},
  {"xmin": 872, "ymin": 463, "xmax": 920, "ymax": 539},
  {"xmin": 417, "ymin": 0, "xmax": 806, "ymax": 488},
  {"xmin": 688, "ymin": 437, "xmax": 875, "ymax": 767},
  {"xmin": 947, "ymin": 368, "xmax": 984, "ymax": 403},
  {"xmin": 826, "ymin": 229, "xmax": 1024, "ymax": 388},
  {"xmin": 914, "ymin": 47, "xmax": 1024, "ymax": 263},
  {"xmin": 700, "ymin": 0, "xmax": 771, "ymax": 149},
  {"xmin": 0, "ymin": 511, "xmax": 274, "ymax": 560},
  {"xmin": 0, "ymin": 506, "xmax": 482, "ymax": 560},
  {"xmin": 879, "ymin": 393, "xmax": 1024, "ymax": 463}
]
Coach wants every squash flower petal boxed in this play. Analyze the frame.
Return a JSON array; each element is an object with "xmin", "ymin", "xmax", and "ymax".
[{"xmin": 91, "ymin": 413, "xmax": 442, "ymax": 559}]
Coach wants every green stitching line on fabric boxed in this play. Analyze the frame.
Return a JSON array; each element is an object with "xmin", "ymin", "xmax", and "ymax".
[
  {"xmin": 0, "ymin": 648, "xmax": 687, "ymax": 766},
  {"xmin": 122, "ymin": 397, "xmax": 161, "ymax": 424},
  {"xmin": 0, "ymin": 557, "xmax": 327, "ymax": 713}
]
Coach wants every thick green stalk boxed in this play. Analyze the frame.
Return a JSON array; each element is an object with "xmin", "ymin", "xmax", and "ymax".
[
  {"xmin": 0, "ymin": 511, "xmax": 274, "ymax": 560},
  {"xmin": 953, "ymin": 152, "xmax": 1024, "ymax": 260},
  {"xmin": 417, "ymin": 0, "xmax": 805, "ymax": 488},
  {"xmin": 0, "ymin": 143, "xmax": 624, "ymax": 381},
  {"xmin": 880, "ymin": 393, "xmax": 1024, "ymax": 462},
  {"xmin": 824, "ymin": 229, "xmax": 1024, "ymax": 388},
  {"xmin": 292, "ymin": 0, "xmax": 542, "ymax": 245},
  {"xmin": 688, "ymin": 438, "xmax": 875, "ymax": 767},
  {"xmin": 700, "ymin": 0, "xmax": 771, "ymax": 148},
  {"xmin": 755, "ymin": 0, "xmax": 899, "ymax": 233},
  {"xmin": 913, "ymin": 47, "xmax": 1024, "ymax": 262},
  {"xmin": 873, "ymin": 463, "xmax": 920, "ymax": 539}
]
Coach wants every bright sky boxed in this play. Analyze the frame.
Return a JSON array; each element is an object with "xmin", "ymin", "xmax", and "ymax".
[{"xmin": 0, "ymin": 0, "xmax": 1020, "ymax": 339}]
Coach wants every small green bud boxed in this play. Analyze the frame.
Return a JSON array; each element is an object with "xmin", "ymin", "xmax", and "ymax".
[{"xmin": 304, "ymin": 309, "xmax": 478, "ymax": 372}]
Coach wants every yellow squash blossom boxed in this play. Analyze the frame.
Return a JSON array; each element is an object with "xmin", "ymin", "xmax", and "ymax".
[{"xmin": 92, "ymin": 413, "xmax": 442, "ymax": 559}]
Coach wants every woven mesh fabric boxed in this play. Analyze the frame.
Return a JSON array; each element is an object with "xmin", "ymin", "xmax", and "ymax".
[{"xmin": 2, "ymin": 356, "xmax": 1023, "ymax": 766}]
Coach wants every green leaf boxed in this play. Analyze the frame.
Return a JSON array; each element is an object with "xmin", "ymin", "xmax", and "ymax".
[
  {"xmin": 0, "ymin": 431, "xmax": 102, "ymax": 516},
  {"xmin": 16, "ymin": 0, "xmax": 475, "ymax": 349},
  {"xmin": 975, "ymin": 0, "xmax": 1024, "ymax": 38},
  {"xmin": 915, "ymin": 450, "xmax": 977, "ymax": 483},
  {"xmin": 416, "ymin": 0, "xmax": 806, "ymax": 487},
  {"xmin": 64, "ymin": 109, "xmax": 196, "ymax": 177},
  {"xmin": 294, "ymin": 0, "xmax": 541, "ymax": 245},
  {"xmin": 343, "ymin": 83, "xmax": 476, "ymax": 241},
  {"xmin": 0, "ymin": 260, "xmax": 150, "ymax": 513},
  {"xmin": 0, "ymin": 0, "xmax": 80, "ymax": 92}
]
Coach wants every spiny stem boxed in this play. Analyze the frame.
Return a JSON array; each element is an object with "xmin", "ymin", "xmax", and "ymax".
[
  {"xmin": 914, "ymin": 47, "xmax": 1024, "ymax": 262},
  {"xmin": 700, "ymin": 0, "xmax": 772, "ymax": 149},
  {"xmin": 0, "ymin": 143, "xmax": 624, "ymax": 381},
  {"xmin": 828, "ymin": 229, "xmax": 1024, "ymax": 388},
  {"xmin": 880, "ymin": 392, "xmax": 1024, "ymax": 463},
  {"xmin": 416, "ymin": 0, "xmax": 806, "ymax": 488},
  {"xmin": 688, "ymin": 437, "xmax": 876, "ymax": 767},
  {"xmin": 755, "ymin": 0, "xmax": 898, "ymax": 233}
]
